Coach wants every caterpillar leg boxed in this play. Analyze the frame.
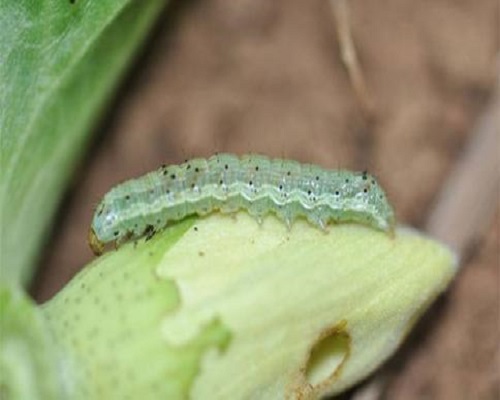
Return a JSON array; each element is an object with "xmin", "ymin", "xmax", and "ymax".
[
  {"xmin": 249, "ymin": 213, "xmax": 264, "ymax": 225},
  {"xmin": 275, "ymin": 206, "xmax": 293, "ymax": 230},
  {"xmin": 115, "ymin": 231, "xmax": 134, "ymax": 249},
  {"xmin": 248, "ymin": 202, "xmax": 267, "ymax": 226},
  {"xmin": 220, "ymin": 204, "xmax": 239, "ymax": 214},
  {"xmin": 144, "ymin": 225, "xmax": 156, "ymax": 242},
  {"xmin": 306, "ymin": 210, "xmax": 329, "ymax": 233}
]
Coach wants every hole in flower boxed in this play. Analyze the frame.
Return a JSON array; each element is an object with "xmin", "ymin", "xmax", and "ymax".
[{"xmin": 304, "ymin": 321, "xmax": 350, "ymax": 386}]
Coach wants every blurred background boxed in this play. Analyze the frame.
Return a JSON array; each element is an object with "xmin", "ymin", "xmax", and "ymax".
[{"xmin": 32, "ymin": 1, "xmax": 498, "ymax": 398}]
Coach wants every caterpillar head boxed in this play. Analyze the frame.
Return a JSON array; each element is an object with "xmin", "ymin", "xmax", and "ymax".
[{"xmin": 89, "ymin": 200, "xmax": 121, "ymax": 254}]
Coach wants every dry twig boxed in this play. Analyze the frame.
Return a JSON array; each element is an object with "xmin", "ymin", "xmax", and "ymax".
[
  {"xmin": 329, "ymin": 0, "xmax": 375, "ymax": 119},
  {"xmin": 425, "ymin": 90, "xmax": 499, "ymax": 259}
]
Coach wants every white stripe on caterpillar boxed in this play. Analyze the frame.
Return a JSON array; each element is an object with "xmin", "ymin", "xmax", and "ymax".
[{"xmin": 89, "ymin": 154, "xmax": 395, "ymax": 254}]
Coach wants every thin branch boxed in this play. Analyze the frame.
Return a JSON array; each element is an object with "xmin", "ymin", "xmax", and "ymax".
[
  {"xmin": 329, "ymin": 0, "xmax": 376, "ymax": 119},
  {"xmin": 425, "ymin": 87, "xmax": 499, "ymax": 260}
]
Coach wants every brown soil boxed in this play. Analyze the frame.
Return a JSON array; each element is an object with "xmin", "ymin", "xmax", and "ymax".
[{"xmin": 33, "ymin": 0, "xmax": 498, "ymax": 398}]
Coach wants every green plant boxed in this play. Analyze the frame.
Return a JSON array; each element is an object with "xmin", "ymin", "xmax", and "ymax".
[
  {"xmin": 0, "ymin": 2, "xmax": 458, "ymax": 399},
  {"xmin": 2, "ymin": 215, "xmax": 457, "ymax": 399},
  {"xmin": 0, "ymin": 0, "xmax": 166, "ymax": 286}
]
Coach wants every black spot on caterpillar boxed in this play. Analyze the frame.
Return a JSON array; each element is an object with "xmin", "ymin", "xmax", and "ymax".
[{"xmin": 89, "ymin": 154, "xmax": 395, "ymax": 254}]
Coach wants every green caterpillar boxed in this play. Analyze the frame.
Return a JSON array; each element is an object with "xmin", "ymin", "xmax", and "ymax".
[{"xmin": 89, "ymin": 154, "xmax": 395, "ymax": 254}]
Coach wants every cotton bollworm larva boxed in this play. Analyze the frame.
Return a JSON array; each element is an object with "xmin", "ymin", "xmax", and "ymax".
[{"xmin": 89, "ymin": 154, "xmax": 395, "ymax": 255}]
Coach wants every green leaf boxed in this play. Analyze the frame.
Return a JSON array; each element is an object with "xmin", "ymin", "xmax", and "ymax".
[
  {"xmin": 39, "ymin": 215, "xmax": 457, "ymax": 399},
  {"xmin": 0, "ymin": 0, "xmax": 166, "ymax": 286}
]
